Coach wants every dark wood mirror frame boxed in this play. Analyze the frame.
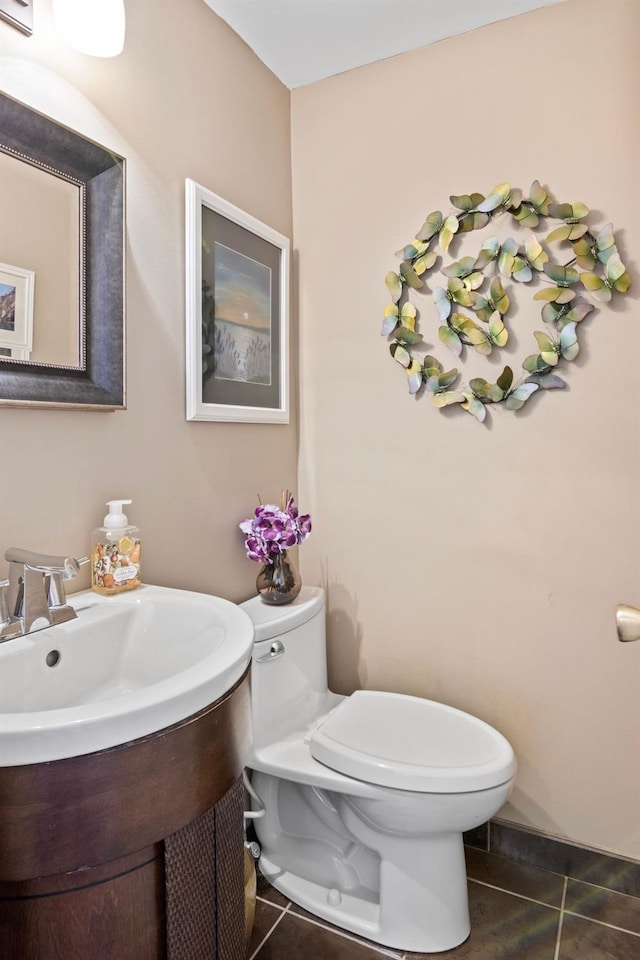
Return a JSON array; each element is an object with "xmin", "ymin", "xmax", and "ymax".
[{"xmin": 0, "ymin": 92, "xmax": 125, "ymax": 410}]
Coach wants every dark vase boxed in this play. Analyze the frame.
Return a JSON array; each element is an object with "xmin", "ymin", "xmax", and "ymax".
[{"xmin": 256, "ymin": 550, "xmax": 302, "ymax": 605}]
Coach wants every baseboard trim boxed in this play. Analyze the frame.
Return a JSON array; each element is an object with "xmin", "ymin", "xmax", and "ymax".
[{"xmin": 464, "ymin": 819, "xmax": 640, "ymax": 899}]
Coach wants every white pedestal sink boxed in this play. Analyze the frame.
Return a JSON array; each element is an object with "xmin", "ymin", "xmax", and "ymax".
[{"xmin": 0, "ymin": 584, "xmax": 254, "ymax": 765}]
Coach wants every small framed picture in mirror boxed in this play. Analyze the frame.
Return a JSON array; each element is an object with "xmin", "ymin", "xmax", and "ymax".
[{"xmin": 0, "ymin": 262, "xmax": 34, "ymax": 361}]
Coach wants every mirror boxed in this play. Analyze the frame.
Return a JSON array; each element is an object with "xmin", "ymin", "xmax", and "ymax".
[
  {"xmin": 0, "ymin": 92, "xmax": 125, "ymax": 409},
  {"xmin": 0, "ymin": 151, "xmax": 80, "ymax": 366}
]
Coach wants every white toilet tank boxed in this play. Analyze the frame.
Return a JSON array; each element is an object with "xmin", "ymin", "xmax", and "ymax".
[{"xmin": 241, "ymin": 587, "xmax": 330, "ymax": 749}]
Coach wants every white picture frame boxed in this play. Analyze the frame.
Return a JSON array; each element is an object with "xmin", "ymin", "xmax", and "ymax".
[
  {"xmin": 0, "ymin": 262, "xmax": 35, "ymax": 361},
  {"xmin": 185, "ymin": 179, "xmax": 290, "ymax": 423}
]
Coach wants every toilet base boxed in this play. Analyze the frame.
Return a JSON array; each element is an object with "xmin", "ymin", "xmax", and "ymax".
[
  {"xmin": 259, "ymin": 853, "xmax": 382, "ymax": 940},
  {"xmin": 258, "ymin": 840, "xmax": 471, "ymax": 954},
  {"xmin": 251, "ymin": 770, "xmax": 479, "ymax": 953}
]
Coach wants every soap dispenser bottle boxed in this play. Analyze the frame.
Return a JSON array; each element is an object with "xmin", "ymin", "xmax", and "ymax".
[{"xmin": 91, "ymin": 499, "xmax": 142, "ymax": 596}]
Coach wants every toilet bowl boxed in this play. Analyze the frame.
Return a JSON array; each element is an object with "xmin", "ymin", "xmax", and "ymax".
[{"xmin": 241, "ymin": 587, "xmax": 516, "ymax": 954}]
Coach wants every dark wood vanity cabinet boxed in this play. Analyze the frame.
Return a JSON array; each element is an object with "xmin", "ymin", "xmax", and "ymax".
[{"xmin": 0, "ymin": 669, "xmax": 251, "ymax": 960}]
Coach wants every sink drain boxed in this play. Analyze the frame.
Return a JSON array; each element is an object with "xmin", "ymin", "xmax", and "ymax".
[{"xmin": 46, "ymin": 650, "xmax": 61, "ymax": 667}]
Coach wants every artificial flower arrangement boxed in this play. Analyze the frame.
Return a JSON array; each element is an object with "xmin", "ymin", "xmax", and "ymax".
[
  {"xmin": 239, "ymin": 490, "xmax": 311, "ymax": 562},
  {"xmin": 239, "ymin": 491, "xmax": 311, "ymax": 604}
]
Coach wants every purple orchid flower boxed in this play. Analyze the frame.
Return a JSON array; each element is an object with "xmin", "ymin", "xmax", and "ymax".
[{"xmin": 239, "ymin": 495, "xmax": 312, "ymax": 562}]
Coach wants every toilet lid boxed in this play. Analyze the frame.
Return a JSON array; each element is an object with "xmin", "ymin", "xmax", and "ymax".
[{"xmin": 309, "ymin": 690, "xmax": 516, "ymax": 793}]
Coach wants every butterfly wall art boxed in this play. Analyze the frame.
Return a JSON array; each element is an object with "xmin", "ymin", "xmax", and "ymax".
[{"xmin": 382, "ymin": 181, "xmax": 632, "ymax": 422}]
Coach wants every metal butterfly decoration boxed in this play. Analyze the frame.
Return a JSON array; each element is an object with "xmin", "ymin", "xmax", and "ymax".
[{"xmin": 383, "ymin": 181, "xmax": 632, "ymax": 422}]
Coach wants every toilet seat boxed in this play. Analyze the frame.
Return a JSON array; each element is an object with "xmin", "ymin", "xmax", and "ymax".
[{"xmin": 309, "ymin": 690, "xmax": 515, "ymax": 793}]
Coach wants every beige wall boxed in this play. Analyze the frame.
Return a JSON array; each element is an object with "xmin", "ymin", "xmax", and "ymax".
[
  {"xmin": 0, "ymin": 0, "xmax": 295, "ymax": 602},
  {"xmin": 292, "ymin": 0, "xmax": 640, "ymax": 858},
  {"xmin": 1, "ymin": 0, "xmax": 638, "ymax": 863}
]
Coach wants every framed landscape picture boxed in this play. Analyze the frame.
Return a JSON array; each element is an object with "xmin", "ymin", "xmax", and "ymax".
[{"xmin": 185, "ymin": 179, "xmax": 290, "ymax": 423}]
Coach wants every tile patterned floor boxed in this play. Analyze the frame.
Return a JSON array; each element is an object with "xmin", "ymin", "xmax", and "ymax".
[{"xmin": 247, "ymin": 847, "xmax": 640, "ymax": 959}]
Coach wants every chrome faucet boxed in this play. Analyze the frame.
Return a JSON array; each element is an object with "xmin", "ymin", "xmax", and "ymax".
[{"xmin": 0, "ymin": 548, "xmax": 88, "ymax": 642}]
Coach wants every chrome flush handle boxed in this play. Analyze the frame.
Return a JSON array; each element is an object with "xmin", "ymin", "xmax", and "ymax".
[{"xmin": 256, "ymin": 640, "xmax": 285, "ymax": 662}]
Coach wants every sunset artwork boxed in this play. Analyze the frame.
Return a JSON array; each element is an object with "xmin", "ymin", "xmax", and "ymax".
[
  {"xmin": 212, "ymin": 242, "xmax": 271, "ymax": 384},
  {"xmin": 188, "ymin": 179, "xmax": 288, "ymax": 422}
]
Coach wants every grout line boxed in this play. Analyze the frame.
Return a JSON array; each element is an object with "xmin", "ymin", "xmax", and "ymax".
[
  {"xmin": 248, "ymin": 902, "xmax": 291, "ymax": 960},
  {"xmin": 563, "ymin": 910, "xmax": 640, "ymax": 938},
  {"xmin": 553, "ymin": 877, "xmax": 568, "ymax": 960},
  {"xmin": 564, "ymin": 875, "xmax": 640, "ymax": 899},
  {"xmin": 487, "ymin": 818, "xmax": 491, "ymax": 852},
  {"xmin": 287, "ymin": 906, "xmax": 404, "ymax": 958},
  {"xmin": 468, "ymin": 876, "xmax": 561, "ymax": 911},
  {"xmin": 256, "ymin": 894, "xmax": 287, "ymax": 907}
]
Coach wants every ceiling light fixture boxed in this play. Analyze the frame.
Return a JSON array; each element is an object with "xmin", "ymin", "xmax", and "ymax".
[{"xmin": 52, "ymin": 0, "xmax": 125, "ymax": 57}]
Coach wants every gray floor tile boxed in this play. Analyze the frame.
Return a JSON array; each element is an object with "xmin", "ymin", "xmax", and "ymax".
[
  {"xmin": 252, "ymin": 910, "xmax": 390, "ymax": 959},
  {"xmin": 465, "ymin": 847, "xmax": 565, "ymax": 907},
  {"xmin": 564, "ymin": 879, "xmax": 640, "ymax": 936},
  {"xmin": 248, "ymin": 899, "xmax": 286, "ymax": 957},
  {"xmin": 287, "ymin": 904, "xmax": 403, "ymax": 958},
  {"xmin": 557, "ymin": 912, "xmax": 640, "ymax": 959},
  {"xmin": 405, "ymin": 883, "xmax": 560, "ymax": 959},
  {"xmin": 463, "ymin": 823, "xmax": 489, "ymax": 851},
  {"xmin": 256, "ymin": 872, "xmax": 290, "ymax": 907}
]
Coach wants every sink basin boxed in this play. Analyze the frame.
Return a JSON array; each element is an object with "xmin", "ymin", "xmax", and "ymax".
[{"xmin": 0, "ymin": 584, "xmax": 255, "ymax": 766}]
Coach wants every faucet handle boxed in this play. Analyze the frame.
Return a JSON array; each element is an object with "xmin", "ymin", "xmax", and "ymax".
[
  {"xmin": 57, "ymin": 557, "xmax": 89, "ymax": 581},
  {"xmin": 5, "ymin": 548, "xmax": 88, "ymax": 578},
  {"xmin": 47, "ymin": 558, "xmax": 89, "ymax": 609}
]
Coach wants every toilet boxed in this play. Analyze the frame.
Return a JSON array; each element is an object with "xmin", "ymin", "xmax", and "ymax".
[{"xmin": 241, "ymin": 586, "xmax": 516, "ymax": 953}]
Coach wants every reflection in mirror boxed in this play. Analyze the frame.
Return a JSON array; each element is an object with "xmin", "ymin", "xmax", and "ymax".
[
  {"xmin": 0, "ymin": 260, "xmax": 34, "ymax": 360},
  {"xmin": 0, "ymin": 92, "xmax": 125, "ymax": 409},
  {"xmin": 0, "ymin": 152, "xmax": 80, "ymax": 367}
]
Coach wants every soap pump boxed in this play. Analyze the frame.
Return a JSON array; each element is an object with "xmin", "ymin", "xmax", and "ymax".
[{"xmin": 91, "ymin": 499, "xmax": 141, "ymax": 596}]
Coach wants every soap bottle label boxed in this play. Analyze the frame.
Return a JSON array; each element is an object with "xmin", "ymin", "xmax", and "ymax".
[
  {"xmin": 113, "ymin": 563, "xmax": 139, "ymax": 584},
  {"xmin": 91, "ymin": 536, "xmax": 141, "ymax": 593}
]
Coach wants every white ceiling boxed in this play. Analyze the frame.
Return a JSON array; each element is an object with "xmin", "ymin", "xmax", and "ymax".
[{"xmin": 204, "ymin": 0, "xmax": 566, "ymax": 89}]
